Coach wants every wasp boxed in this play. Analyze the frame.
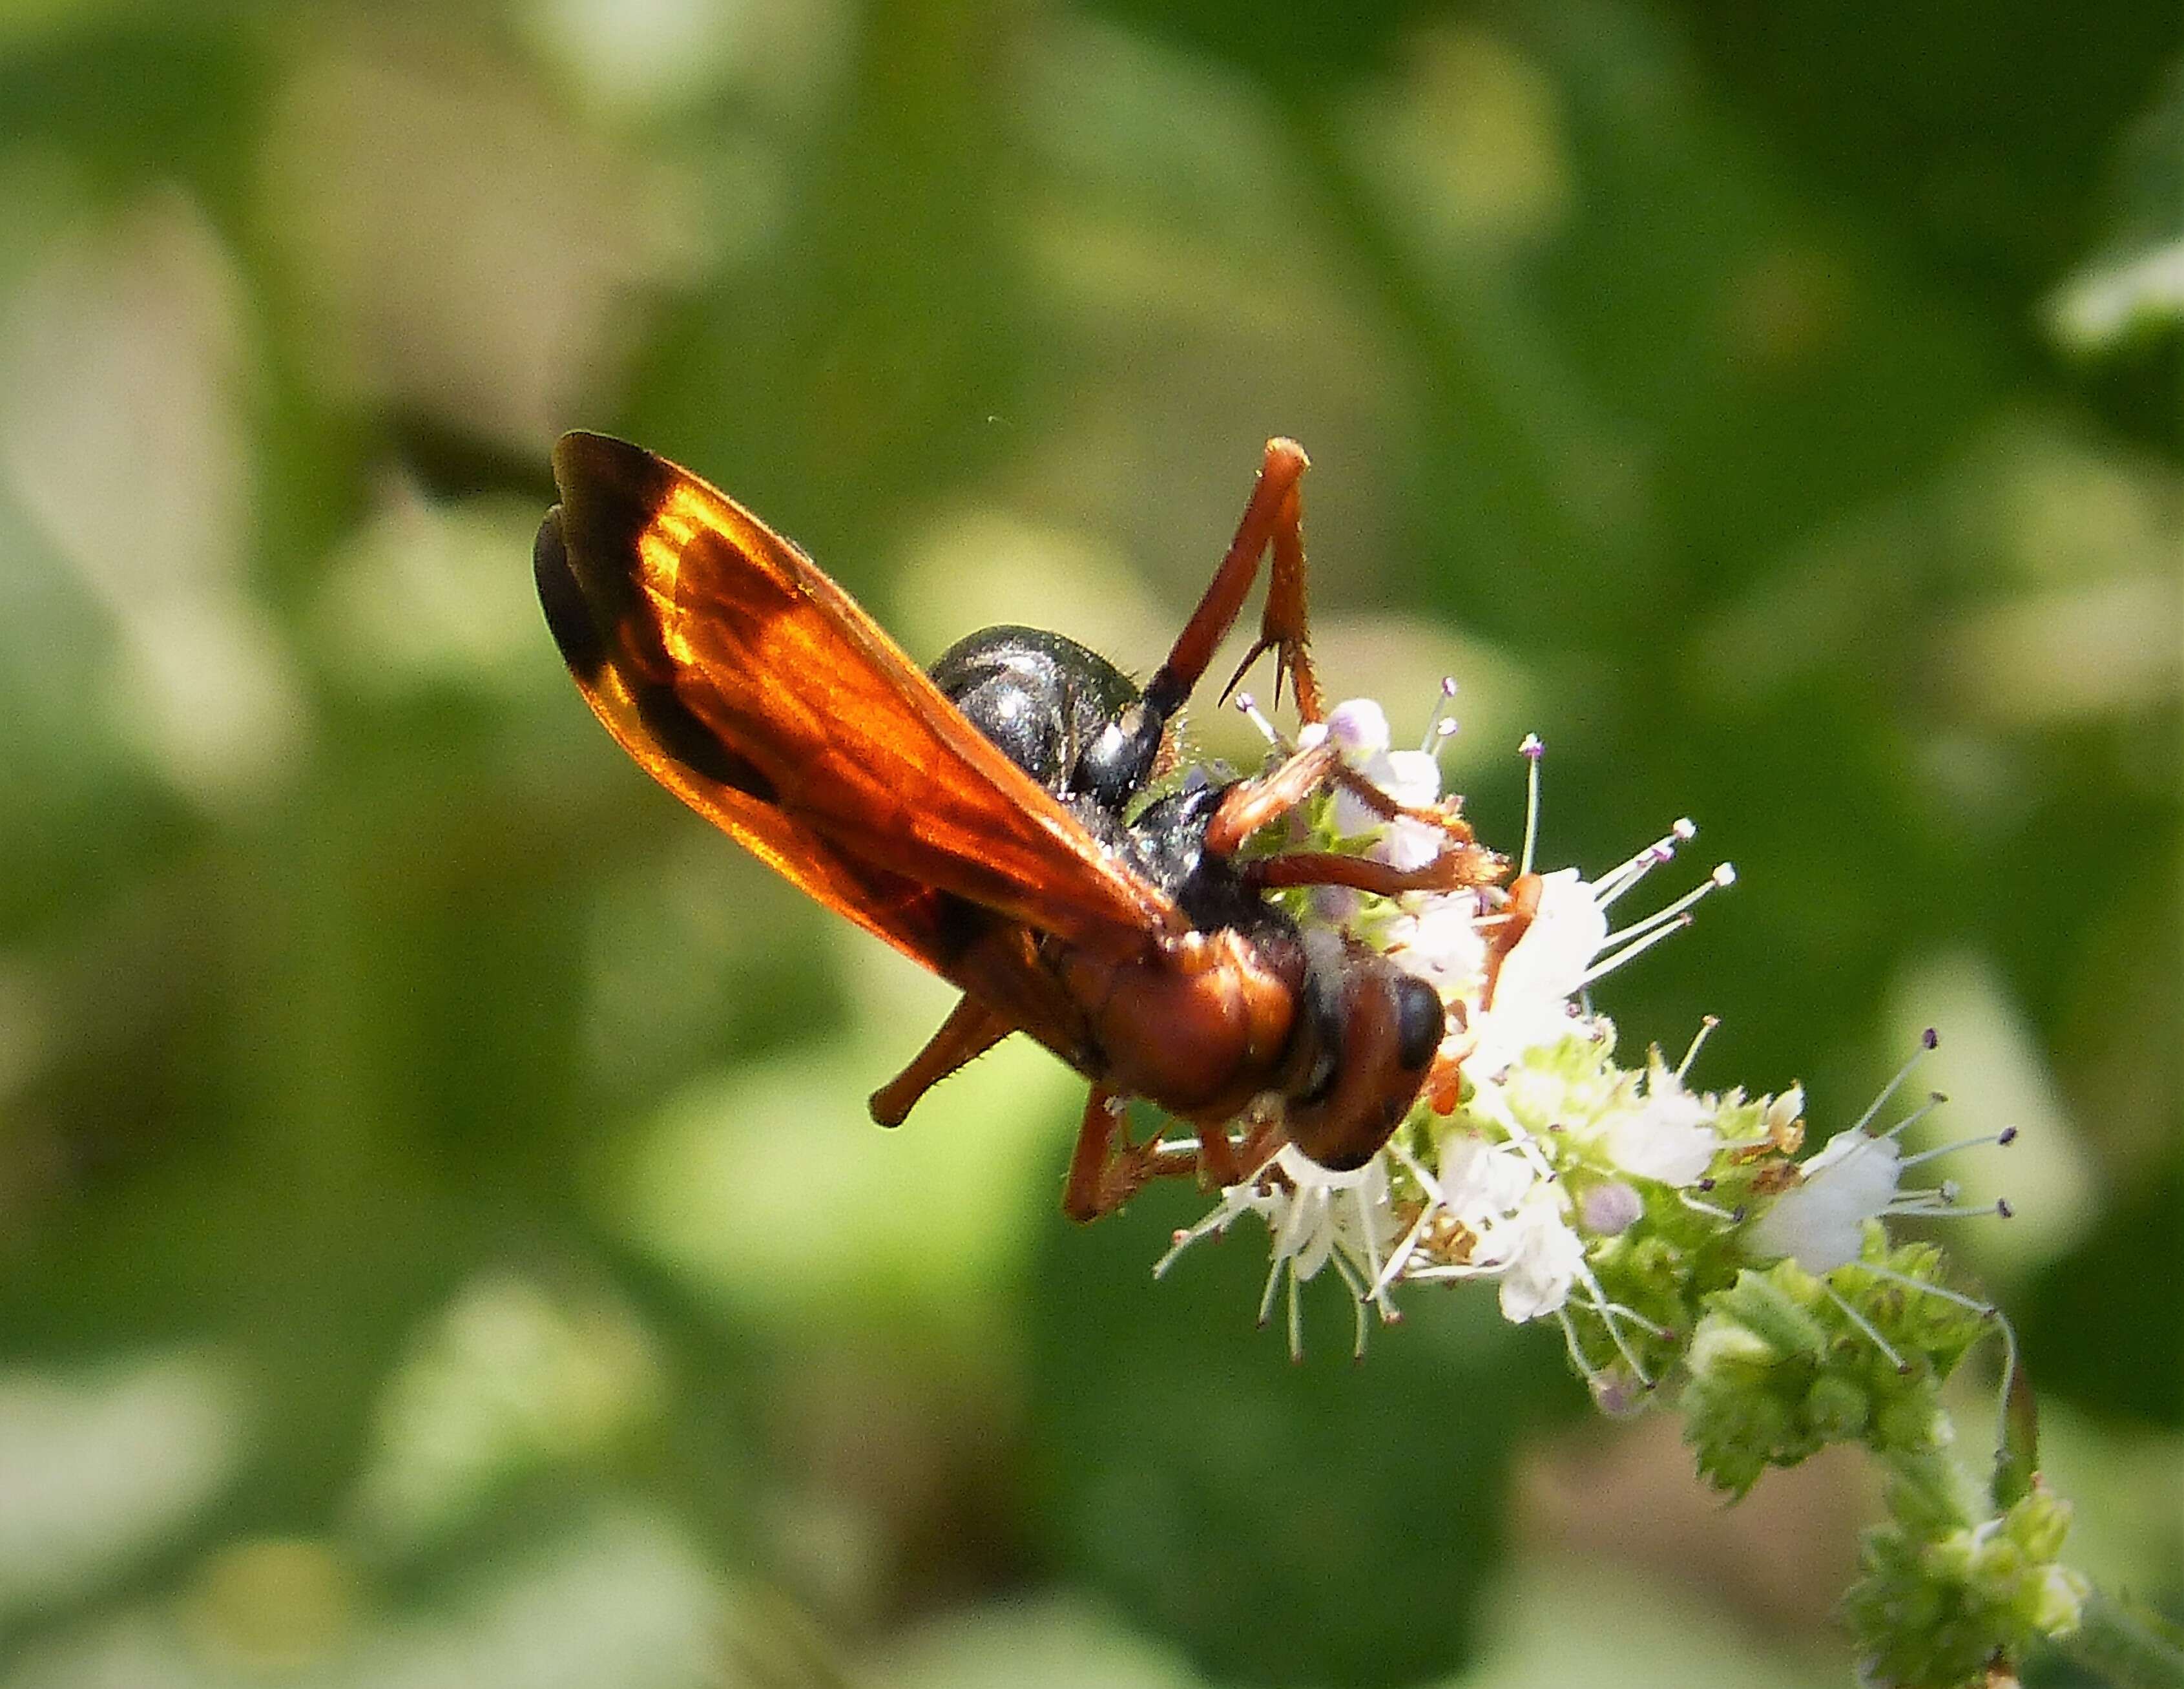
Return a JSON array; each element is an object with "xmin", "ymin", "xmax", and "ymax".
[{"xmin": 535, "ymin": 433, "xmax": 1501, "ymax": 1220}]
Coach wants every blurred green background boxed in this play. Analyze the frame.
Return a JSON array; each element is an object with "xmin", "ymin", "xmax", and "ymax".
[{"xmin": 0, "ymin": 1, "xmax": 2177, "ymax": 1684}]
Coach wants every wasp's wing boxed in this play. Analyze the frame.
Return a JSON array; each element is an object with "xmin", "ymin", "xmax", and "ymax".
[{"xmin": 536, "ymin": 431, "xmax": 1180, "ymax": 974}]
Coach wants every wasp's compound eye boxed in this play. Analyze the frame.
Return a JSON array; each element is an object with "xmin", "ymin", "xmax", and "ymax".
[{"xmin": 1393, "ymin": 976, "xmax": 1446, "ymax": 1072}]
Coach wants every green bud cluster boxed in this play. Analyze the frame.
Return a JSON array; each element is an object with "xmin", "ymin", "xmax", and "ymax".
[
  {"xmin": 1681, "ymin": 1231, "xmax": 1989, "ymax": 1496},
  {"xmin": 1844, "ymin": 1472, "xmax": 2088, "ymax": 1689}
]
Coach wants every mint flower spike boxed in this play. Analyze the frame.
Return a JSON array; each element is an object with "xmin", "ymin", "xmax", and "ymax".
[
  {"xmin": 1138, "ymin": 666, "xmax": 2124, "ymax": 1689},
  {"xmin": 1738, "ymin": 1029, "xmax": 2028, "ymax": 1476},
  {"xmin": 1847, "ymin": 1469, "xmax": 2093, "ymax": 1689}
]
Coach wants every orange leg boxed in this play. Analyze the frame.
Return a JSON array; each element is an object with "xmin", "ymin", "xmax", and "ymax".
[
  {"xmin": 1194, "ymin": 1116, "xmax": 1247, "ymax": 1190},
  {"xmin": 1201, "ymin": 739, "xmax": 1486, "ymax": 866},
  {"xmin": 1061, "ymin": 1089, "xmax": 1125, "ymax": 1222},
  {"xmin": 1203, "ymin": 741, "xmax": 1341, "ymax": 854},
  {"xmin": 1320, "ymin": 764, "xmax": 1482, "ymax": 861},
  {"xmin": 1479, "ymin": 872, "xmax": 1544, "ymax": 1009},
  {"xmin": 1141, "ymin": 438, "xmax": 1324, "ymax": 727},
  {"xmin": 1063, "ymin": 1089, "xmax": 1204, "ymax": 1222},
  {"xmin": 869, "ymin": 994, "xmax": 1014, "ymax": 1127},
  {"xmin": 1243, "ymin": 848, "xmax": 1498, "ymax": 897},
  {"xmin": 1229, "ymin": 476, "xmax": 1326, "ymax": 723},
  {"xmin": 1232, "ymin": 1115, "xmax": 1284, "ymax": 1183}
]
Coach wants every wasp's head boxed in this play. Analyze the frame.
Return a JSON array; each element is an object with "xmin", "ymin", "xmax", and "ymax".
[{"xmin": 1280, "ymin": 930, "xmax": 1444, "ymax": 1171}]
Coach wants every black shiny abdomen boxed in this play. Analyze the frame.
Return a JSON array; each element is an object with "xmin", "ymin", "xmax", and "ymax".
[
  {"xmin": 934, "ymin": 622, "xmax": 1285, "ymax": 945},
  {"xmin": 930, "ymin": 625, "xmax": 1162, "ymax": 812}
]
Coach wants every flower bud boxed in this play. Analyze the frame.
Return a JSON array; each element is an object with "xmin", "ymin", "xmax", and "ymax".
[{"xmin": 1805, "ymin": 1374, "xmax": 1870, "ymax": 1440}]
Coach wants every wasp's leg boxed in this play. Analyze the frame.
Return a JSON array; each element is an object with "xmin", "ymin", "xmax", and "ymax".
[
  {"xmin": 1062, "ymin": 1089, "xmax": 1203, "ymax": 1222},
  {"xmin": 869, "ymin": 994, "xmax": 1014, "ymax": 1128},
  {"xmin": 1202, "ymin": 740, "xmax": 1342, "ymax": 855},
  {"xmin": 1479, "ymin": 871, "xmax": 1545, "ymax": 1006},
  {"xmin": 1242, "ymin": 848, "xmax": 1501, "ymax": 897},
  {"xmin": 1196, "ymin": 734, "xmax": 1485, "ymax": 856},
  {"xmin": 1232, "ymin": 1114, "xmax": 1283, "ymax": 1183},
  {"xmin": 1322, "ymin": 762, "xmax": 1478, "ymax": 848},
  {"xmin": 1220, "ymin": 470, "xmax": 1324, "ymax": 722},
  {"xmin": 1141, "ymin": 438, "xmax": 1322, "ymax": 726}
]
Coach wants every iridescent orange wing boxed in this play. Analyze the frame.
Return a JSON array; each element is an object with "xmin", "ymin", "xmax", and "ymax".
[{"xmin": 535, "ymin": 431, "xmax": 1182, "ymax": 980}]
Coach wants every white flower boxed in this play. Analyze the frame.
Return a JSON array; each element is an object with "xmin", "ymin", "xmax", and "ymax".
[
  {"xmin": 1495, "ymin": 1190, "xmax": 1587, "ymax": 1323},
  {"xmin": 1744, "ymin": 1035, "xmax": 2016, "ymax": 1275},
  {"xmin": 1464, "ymin": 868, "xmax": 1607, "ymax": 1078},
  {"xmin": 1376, "ymin": 813, "xmax": 1444, "ymax": 872},
  {"xmin": 1261, "ymin": 1144, "xmax": 1398, "ymax": 1285},
  {"xmin": 1156, "ymin": 1144, "xmax": 1400, "ymax": 1358},
  {"xmin": 1463, "ymin": 831, "xmax": 1735, "ymax": 1085},
  {"xmin": 1605, "ymin": 1061, "xmax": 1721, "ymax": 1186},
  {"xmin": 1438, "ymin": 1128, "xmax": 1537, "ymax": 1222},
  {"xmin": 1392, "ymin": 1130, "xmax": 1585, "ymax": 1324},
  {"xmin": 1299, "ymin": 697, "xmax": 1386, "ymax": 759},
  {"xmin": 1302, "ymin": 697, "xmax": 1444, "ymax": 843},
  {"xmin": 1743, "ymin": 1128, "xmax": 1909, "ymax": 1274},
  {"xmin": 1495, "ymin": 868, "xmax": 1608, "ymax": 1003},
  {"xmin": 1384, "ymin": 892, "xmax": 1488, "ymax": 999}
]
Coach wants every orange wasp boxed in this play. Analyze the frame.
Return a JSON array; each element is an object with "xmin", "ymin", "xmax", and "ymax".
[{"xmin": 536, "ymin": 433, "xmax": 1500, "ymax": 1219}]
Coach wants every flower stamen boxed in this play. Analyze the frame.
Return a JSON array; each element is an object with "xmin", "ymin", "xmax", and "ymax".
[
  {"xmin": 1599, "ymin": 864, "xmax": 1736, "ymax": 952},
  {"xmin": 1679, "ymin": 1189, "xmax": 1743, "ymax": 1222},
  {"xmin": 1555, "ymin": 1308, "xmax": 1606, "ymax": 1388},
  {"xmin": 1579, "ymin": 870, "xmax": 1735, "ymax": 987},
  {"xmin": 1898, "ymin": 1125, "xmax": 2019, "ymax": 1168},
  {"xmin": 1352, "ymin": 1184, "xmax": 1394, "ymax": 1319},
  {"xmin": 1859, "ymin": 1263, "xmax": 2020, "ymax": 1456},
  {"xmin": 1418, "ymin": 676, "xmax": 1459, "ymax": 754},
  {"xmin": 1677, "ymin": 1014, "xmax": 1721, "ymax": 1080},
  {"xmin": 1875, "ymin": 1090, "xmax": 1950, "ymax": 1146},
  {"xmin": 1570, "ymin": 1264, "xmax": 1659, "ymax": 1385},
  {"xmin": 1232, "ymin": 691, "xmax": 1282, "ymax": 746},
  {"xmin": 1592, "ymin": 817, "xmax": 1699, "ymax": 907},
  {"xmin": 1848, "ymin": 1027, "xmax": 1940, "ymax": 1135},
  {"xmin": 1326, "ymin": 1250, "xmax": 1378, "ymax": 1359},
  {"xmin": 1377, "ymin": 1137, "xmax": 1453, "ymax": 1291},
  {"xmin": 1258, "ymin": 1255, "xmax": 1284, "ymax": 1328},
  {"xmin": 1517, "ymin": 734, "xmax": 1544, "ymax": 876},
  {"xmin": 1889, "ymin": 1196, "xmax": 2015, "ymax": 1220},
  {"xmin": 1824, "ymin": 1281, "xmax": 1911, "ymax": 1372}
]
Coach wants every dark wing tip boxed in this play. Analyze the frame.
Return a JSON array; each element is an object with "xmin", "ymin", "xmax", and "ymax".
[
  {"xmin": 547, "ymin": 432, "xmax": 682, "ymax": 609},
  {"xmin": 536, "ymin": 480, "xmax": 778, "ymax": 805},
  {"xmin": 551, "ymin": 430, "xmax": 677, "ymax": 509},
  {"xmin": 534, "ymin": 505, "xmax": 608, "ymax": 680},
  {"xmin": 541, "ymin": 431, "xmax": 681, "ymax": 687}
]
